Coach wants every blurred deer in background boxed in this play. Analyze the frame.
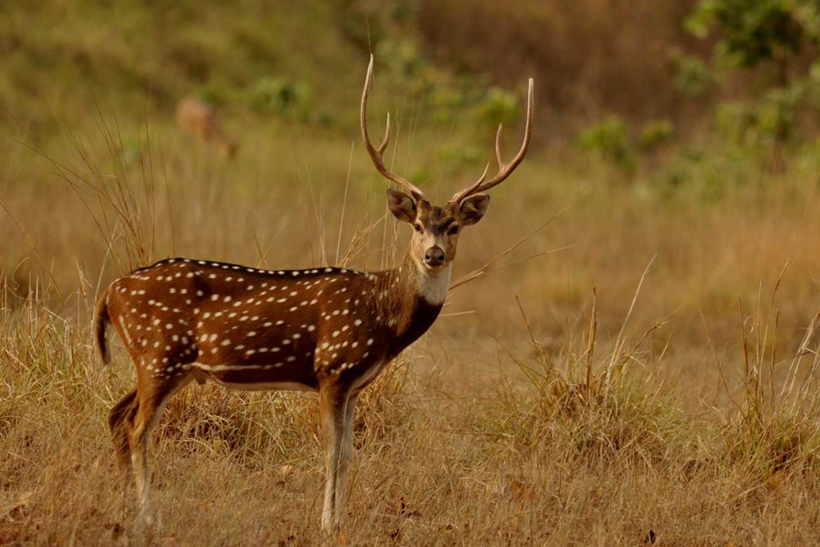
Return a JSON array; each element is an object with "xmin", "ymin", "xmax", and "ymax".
[{"xmin": 175, "ymin": 97, "xmax": 238, "ymax": 160}]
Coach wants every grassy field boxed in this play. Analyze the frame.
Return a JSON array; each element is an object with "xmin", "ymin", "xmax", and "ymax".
[{"xmin": 5, "ymin": 2, "xmax": 820, "ymax": 546}]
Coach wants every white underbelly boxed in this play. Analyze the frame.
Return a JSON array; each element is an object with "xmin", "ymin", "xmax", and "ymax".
[
  {"xmin": 352, "ymin": 359, "xmax": 387, "ymax": 390},
  {"xmin": 206, "ymin": 377, "xmax": 317, "ymax": 392},
  {"xmin": 190, "ymin": 365, "xmax": 317, "ymax": 392}
]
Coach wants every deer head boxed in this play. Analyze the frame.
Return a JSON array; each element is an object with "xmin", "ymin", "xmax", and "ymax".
[{"xmin": 361, "ymin": 56, "xmax": 534, "ymax": 277}]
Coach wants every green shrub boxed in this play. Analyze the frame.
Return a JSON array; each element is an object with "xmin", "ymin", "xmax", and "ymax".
[
  {"xmin": 639, "ymin": 119, "xmax": 675, "ymax": 151},
  {"xmin": 475, "ymin": 87, "xmax": 520, "ymax": 130},
  {"xmin": 713, "ymin": 85, "xmax": 803, "ymax": 148},
  {"xmin": 758, "ymin": 85, "xmax": 804, "ymax": 143},
  {"xmin": 714, "ymin": 100, "xmax": 761, "ymax": 145},
  {"xmin": 437, "ymin": 142, "xmax": 482, "ymax": 167},
  {"xmin": 671, "ymin": 53, "xmax": 713, "ymax": 97},
  {"xmin": 578, "ymin": 116, "xmax": 637, "ymax": 173},
  {"xmin": 247, "ymin": 76, "xmax": 313, "ymax": 122}
]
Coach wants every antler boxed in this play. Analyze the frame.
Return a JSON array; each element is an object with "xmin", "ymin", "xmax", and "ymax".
[
  {"xmin": 451, "ymin": 78, "xmax": 534, "ymax": 203},
  {"xmin": 361, "ymin": 55, "xmax": 425, "ymax": 200}
]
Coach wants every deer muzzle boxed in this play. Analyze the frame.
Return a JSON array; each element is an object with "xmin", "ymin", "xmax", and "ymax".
[{"xmin": 424, "ymin": 247, "xmax": 446, "ymax": 268}]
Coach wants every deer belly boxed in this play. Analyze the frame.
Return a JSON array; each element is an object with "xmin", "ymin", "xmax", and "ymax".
[
  {"xmin": 350, "ymin": 358, "xmax": 388, "ymax": 391},
  {"xmin": 192, "ymin": 363, "xmax": 318, "ymax": 392}
]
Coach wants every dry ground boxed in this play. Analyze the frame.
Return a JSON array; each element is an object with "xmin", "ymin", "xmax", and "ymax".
[{"xmin": 3, "ymin": 117, "xmax": 820, "ymax": 546}]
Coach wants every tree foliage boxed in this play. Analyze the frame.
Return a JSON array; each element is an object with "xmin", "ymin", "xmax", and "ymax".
[
  {"xmin": 686, "ymin": 0, "xmax": 809, "ymax": 69},
  {"xmin": 687, "ymin": 0, "xmax": 820, "ymax": 163}
]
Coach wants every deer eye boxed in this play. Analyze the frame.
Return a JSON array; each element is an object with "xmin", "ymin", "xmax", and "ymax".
[
  {"xmin": 448, "ymin": 225, "xmax": 460, "ymax": 236},
  {"xmin": 413, "ymin": 223, "xmax": 423, "ymax": 233}
]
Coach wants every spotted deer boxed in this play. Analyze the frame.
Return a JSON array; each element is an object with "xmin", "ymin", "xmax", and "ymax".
[
  {"xmin": 175, "ymin": 97, "xmax": 238, "ymax": 159},
  {"xmin": 96, "ymin": 56, "xmax": 533, "ymax": 532}
]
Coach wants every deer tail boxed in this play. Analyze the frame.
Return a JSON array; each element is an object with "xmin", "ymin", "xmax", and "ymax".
[{"xmin": 94, "ymin": 286, "xmax": 112, "ymax": 366}]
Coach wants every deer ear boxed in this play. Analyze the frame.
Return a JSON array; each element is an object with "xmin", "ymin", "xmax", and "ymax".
[
  {"xmin": 459, "ymin": 194, "xmax": 490, "ymax": 225},
  {"xmin": 386, "ymin": 189, "xmax": 417, "ymax": 223}
]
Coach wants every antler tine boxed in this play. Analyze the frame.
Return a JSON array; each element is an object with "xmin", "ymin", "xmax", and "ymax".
[
  {"xmin": 452, "ymin": 78, "xmax": 534, "ymax": 203},
  {"xmin": 494, "ymin": 123, "xmax": 504, "ymax": 171},
  {"xmin": 378, "ymin": 112, "xmax": 391, "ymax": 155},
  {"xmin": 450, "ymin": 163, "xmax": 490, "ymax": 203},
  {"xmin": 476, "ymin": 162, "xmax": 490, "ymax": 186},
  {"xmin": 361, "ymin": 55, "xmax": 424, "ymax": 200}
]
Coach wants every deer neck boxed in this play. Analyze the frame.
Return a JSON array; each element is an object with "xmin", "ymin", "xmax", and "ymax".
[
  {"xmin": 377, "ymin": 253, "xmax": 450, "ymax": 357},
  {"xmin": 400, "ymin": 251, "xmax": 451, "ymax": 304}
]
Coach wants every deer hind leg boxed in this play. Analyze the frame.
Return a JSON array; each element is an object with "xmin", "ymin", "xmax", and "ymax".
[
  {"xmin": 124, "ymin": 374, "xmax": 191, "ymax": 526},
  {"xmin": 109, "ymin": 388, "xmax": 138, "ymax": 475},
  {"xmin": 319, "ymin": 385, "xmax": 354, "ymax": 532}
]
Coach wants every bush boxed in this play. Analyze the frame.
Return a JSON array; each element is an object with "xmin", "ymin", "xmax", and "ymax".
[
  {"xmin": 246, "ymin": 76, "xmax": 313, "ymax": 122},
  {"xmin": 474, "ymin": 87, "xmax": 520, "ymax": 130},
  {"xmin": 578, "ymin": 116, "xmax": 638, "ymax": 173},
  {"xmin": 671, "ymin": 53, "xmax": 713, "ymax": 97},
  {"xmin": 639, "ymin": 119, "xmax": 675, "ymax": 151}
]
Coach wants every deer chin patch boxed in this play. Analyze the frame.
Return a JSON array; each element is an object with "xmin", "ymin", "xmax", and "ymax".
[{"xmin": 414, "ymin": 261, "xmax": 451, "ymax": 306}]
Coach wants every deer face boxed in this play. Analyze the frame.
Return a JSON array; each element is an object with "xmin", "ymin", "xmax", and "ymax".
[{"xmin": 387, "ymin": 189, "xmax": 490, "ymax": 271}]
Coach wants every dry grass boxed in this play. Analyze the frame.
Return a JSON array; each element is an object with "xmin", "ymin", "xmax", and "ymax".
[
  {"xmin": 4, "ymin": 280, "xmax": 820, "ymax": 545},
  {"xmin": 4, "ymin": 104, "xmax": 820, "ymax": 546}
]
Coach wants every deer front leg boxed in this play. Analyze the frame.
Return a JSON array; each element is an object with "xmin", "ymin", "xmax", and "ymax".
[{"xmin": 319, "ymin": 385, "xmax": 354, "ymax": 532}]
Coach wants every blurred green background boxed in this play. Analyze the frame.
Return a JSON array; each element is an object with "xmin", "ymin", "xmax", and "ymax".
[{"xmin": 4, "ymin": 0, "xmax": 820, "ymax": 193}]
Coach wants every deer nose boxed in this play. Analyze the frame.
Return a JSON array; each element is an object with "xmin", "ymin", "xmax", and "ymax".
[{"xmin": 424, "ymin": 247, "xmax": 446, "ymax": 267}]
